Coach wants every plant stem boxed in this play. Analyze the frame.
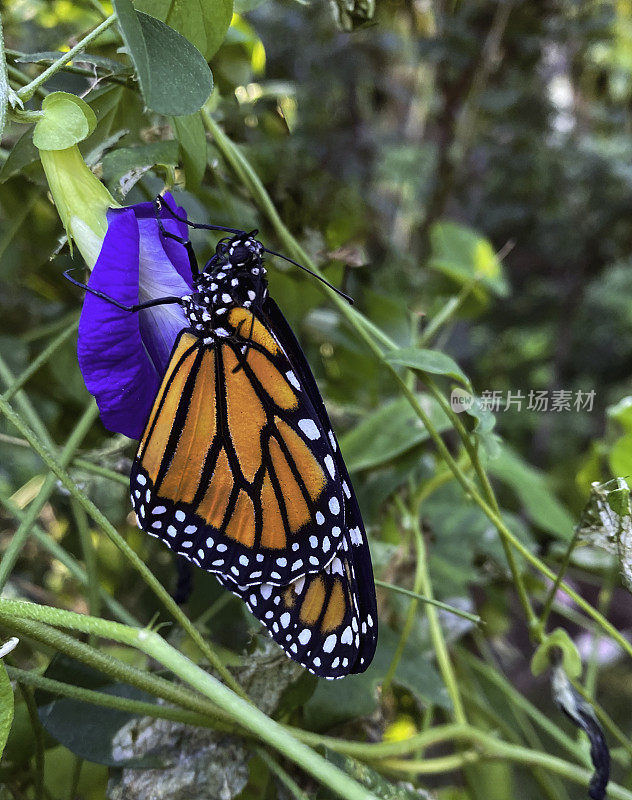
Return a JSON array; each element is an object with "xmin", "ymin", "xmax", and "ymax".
[
  {"xmin": 0, "ymin": 599, "xmax": 381, "ymax": 800},
  {"xmin": 0, "ymin": 614, "xmax": 232, "ymax": 725},
  {"xmin": 0, "ymin": 11, "xmax": 10, "ymax": 143},
  {"xmin": 6, "ymin": 665, "xmax": 229, "ymax": 732},
  {"xmin": 382, "ymin": 500, "xmax": 429, "ymax": 694},
  {"xmin": 0, "ymin": 393, "xmax": 246, "ymax": 697},
  {"xmin": 424, "ymin": 376, "xmax": 536, "ymax": 629},
  {"xmin": 409, "ymin": 507, "xmax": 466, "ymax": 722},
  {"xmin": 0, "ymin": 487, "xmax": 138, "ymax": 626},
  {"xmin": 72, "ymin": 458, "xmax": 129, "ymax": 486},
  {"xmin": 17, "ymin": 15, "xmax": 117, "ymax": 101},
  {"xmin": 382, "ymin": 730, "xmax": 632, "ymax": 800},
  {"xmin": 256, "ymin": 748, "xmax": 312, "ymax": 800},
  {"xmin": 537, "ymin": 524, "xmax": 581, "ymax": 634},
  {"xmin": 18, "ymin": 682, "xmax": 45, "ymax": 800},
  {"xmin": 418, "ymin": 277, "xmax": 480, "ymax": 347},
  {"xmin": 1, "ymin": 321, "xmax": 79, "ymax": 403},
  {"xmin": 374, "ymin": 580, "xmax": 480, "ymax": 624},
  {"xmin": 0, "ymin": 352, "xmax": 52, "ymax": 447},
  {"xmin": 460, "ymin": 647, "xmax": 588, "ymax": 765},
  {"xmin": 0, "ymin": 401, "xmax": 99, "ymax": 591},
  {"xmin": 72, "ymin": 501, "xmax": 101, "ymax": 623},
  {"xmin": 67, "ymin": 758, "xmax": 83, "ymax": 800}
]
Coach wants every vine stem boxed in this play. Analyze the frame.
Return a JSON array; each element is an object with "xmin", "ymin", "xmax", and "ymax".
[
  {"xmin": 374, "ymin": 580, "xmax": 480, "ymax": 624},
  {"xmin": 0, "ymin": 392, "xmax": 247, "ymax": 698},
  {"xmin": 0, "ymin": 598, "xmax": 380, "ymax": 800},
  {"xmin": 381, "ymin": 502, "xmax": 426, "ymax": 694},
  {"xmin": 0, "ymin": 401, "xmax": 99, "ymax": 591},
  {"xmin": 16, "ymin": 15, "xmax": 117, "ymax": 101},
  {"xmin": 381, "ymin": 729, "xmax": 632, "ymax": 800},
  {"xmin": 5, "ymin": 665, "xmax": 231, "ymax": 732},
  {"xmin": 423, "ymin": 376, "xmax": 537, "ymax": 629},
  {"xmin": 407, "ymin": 501, "xmax": 466, "ymax": 722}
]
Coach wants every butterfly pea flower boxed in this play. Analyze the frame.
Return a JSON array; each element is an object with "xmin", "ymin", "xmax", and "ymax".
[
  {"xmin": 77, "ymin": 194, "xmax": 194, "ymax": 440},
  {"xmin": 39, "ymin": 145, "xmax": 193, "ymax": 439}
]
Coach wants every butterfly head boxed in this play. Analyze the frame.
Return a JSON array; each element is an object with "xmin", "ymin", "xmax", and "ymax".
[{"xmin": 211, "ymin": 232, "xmax": 265, "ymax": 272}]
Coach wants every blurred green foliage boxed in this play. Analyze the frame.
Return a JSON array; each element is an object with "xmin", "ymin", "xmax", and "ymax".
[{"xmin": 1, "ymin": 0, "xmax": 632, "ymax": 799}]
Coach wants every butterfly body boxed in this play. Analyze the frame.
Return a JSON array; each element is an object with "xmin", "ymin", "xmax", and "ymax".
[{"xmin": 119, "ymin": 225, "xmax": 376, "ymax": 678}]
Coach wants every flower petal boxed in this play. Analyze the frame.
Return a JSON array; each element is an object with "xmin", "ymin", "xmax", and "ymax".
[
  {"xmin": 137, "ymin": 217, "xmax": 191, "ymax": 374},
  {"xmin": 77, "ymin": 196, "xmax": 193, "ymax": 439}
]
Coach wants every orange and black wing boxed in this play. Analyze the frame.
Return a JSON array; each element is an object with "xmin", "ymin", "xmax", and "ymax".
[
  {"xmin": 218, "ymin": 298, "xmax": 377, "ymax": 678},
  {"xmin": 130, "ymin": 307, "xmax": 345, "ymax": 587}
]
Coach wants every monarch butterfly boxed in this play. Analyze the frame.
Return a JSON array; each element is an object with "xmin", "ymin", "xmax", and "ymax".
[{"xmin": 68, "ymin": 197, "xmax": 378, "ymax": 678}]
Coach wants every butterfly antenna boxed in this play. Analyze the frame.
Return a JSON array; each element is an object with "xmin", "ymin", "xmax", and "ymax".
[{"xmin": 263, "ymin": 248, "xmax": 354, "ymax": 305}]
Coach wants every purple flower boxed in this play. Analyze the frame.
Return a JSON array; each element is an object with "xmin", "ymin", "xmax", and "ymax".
[{"xmin": 78, "ymin": 194, "xmax": 193, "ymax": 440}]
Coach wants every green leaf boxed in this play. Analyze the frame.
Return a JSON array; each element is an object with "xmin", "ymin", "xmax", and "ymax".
[
  {"xmin": 607, "ymin": 396, "xmax": 632, "ymax": 434},
  {"xmin": 138, "ymin": 12, "xmax": 214, "ymax": 115},
  {"xmin": 172, "ymin": 113, "xmax": 207, "ymax": 190},
  {"xmin": 135, "ymin": 0, "xmax": 234, "ymax": 60},
  {"xmin": 32, "ymin": 92, "xmax": 97, "ymax": 150},
  {"xmin": 340, "ymin": 395, "xmax": 451, "ymax": 473},
  {"xmin": 0, "ymin": 659, "xmax": 14, "ymax": 760},
  {"xmin": 428, "ymin": 221, "xmax": 509, "ymax": 298},
  {"xmin": 487, "ymin": 443, "xmax": 574, "ymax": 539},
  {"xmin": 113, "ymin": 0, "xmax": 213, "ymax": 115},
  {"xmin": 112, "ymin": 0, "xmax": 151, "ymax": 100},
  {"xmin": 234, "ymin": 0, "xmax": 268, "ymax": 11},
  {"xmin": 0, "ymin": 127, "xmax": 39, "ymax": 183},
  {"xmin": 607, "ymin": 397, "xmax": 632, "ymax": 476},
  {"xmin": 304, "ymin": 626, "xmax": 449, "ymax": 731},
  {"xmin": 531, "ymin": 628, "xmax": 582, "ymax": 679},
  {"xmin": 322, "ymin": 749, "xmax": 431, "ymax": 800},
  {"xmin": 385, "ymin": 347, "xmax": 470, "ymax": 387},
  {"xmin": 101, "ymin": 141, "xmax": 180, "ymax": 195},
  {"xmin": 35, "ymin": 654, "xmax": 161, "ymax": 767}
]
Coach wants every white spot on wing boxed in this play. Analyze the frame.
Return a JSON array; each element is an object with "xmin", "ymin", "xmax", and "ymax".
[{"xmin": 298, "ymin": 419, "xmax": 320, "ymax": 440}]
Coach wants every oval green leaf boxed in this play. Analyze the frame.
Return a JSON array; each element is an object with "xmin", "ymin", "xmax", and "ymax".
[
  {"xmin": 113, "ymin": 0, "xmax": 213, "ymax": 116},
  {"xmin": 138, "ymin": 12, "xmax": 214, "ymax": 116},
  {"xmin": 385, "ymin": 347, "xmax": 471, "ymax": 387},
  {"xmin": 429, "ymin": 221, "xmax": 509, "ymax": 298},
  {"xmin": 113, "ymin": 0, "xmax": 152, "ymax": 100},
  {"xmin": 488, "ymin": 443, "xmax": 575, "ymax": 540},
  {"xmin": 340, "ymin": 395, "xmax": 450, "ymax": 473},
  {"xmin": 135, "ymin": 0, "xmax": 234, "ymax": 60},
  {"xmin": 33, "ymin": 92, "xmax": 97, "ymax": 151},
  {"xmin": 0, "ymin": 660, "xmax": 14, "ymax": 760}
]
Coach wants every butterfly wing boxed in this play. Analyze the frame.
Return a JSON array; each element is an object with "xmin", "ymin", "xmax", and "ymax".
[
  {"xmin": 216, "ymin": 528, "xmax": 364, "ymax": 678},
  {"xmin": 131, "ymin": 308, "xmax": 345, "ymax": 587},
  {"xmin": 228, "ymin": 297, "xmax": 377, "ymax": 676}
]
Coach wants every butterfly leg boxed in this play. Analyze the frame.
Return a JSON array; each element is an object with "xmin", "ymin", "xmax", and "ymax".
[
  {"xmin": 64, "ymin": 269, "xmax": 185, "ymax": 312},
  {"xmin": 154, "ymin": 199, "xmax": 201, "ymax": 282}
]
